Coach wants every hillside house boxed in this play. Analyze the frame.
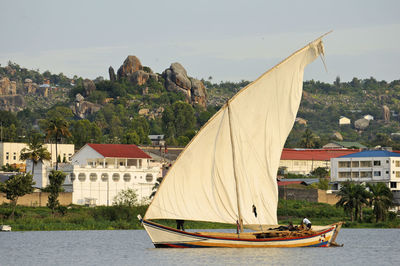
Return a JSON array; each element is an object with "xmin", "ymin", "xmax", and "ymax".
[{"xmin": 339, "ymin": 116, "xmax": 351, "ymax": 125}]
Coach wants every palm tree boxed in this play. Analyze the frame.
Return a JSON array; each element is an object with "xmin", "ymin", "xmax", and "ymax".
[
  {"xmin": 299, "ymin": 128, "xmax": 316, "ymax": 148},
  {"xmin": 336, "ymin": 182, "xmax": 369, "ymax": 222},
  {"xmin": 45, "ymin": 118, "xmax": 72, "ymax": 170},
  {"xmin": 367, "ymin": 183, "xmax": 394, "ymax": 222},
  {"xmin": 20, "ymin": 134, "xmax": 51, "ymax": 175}
]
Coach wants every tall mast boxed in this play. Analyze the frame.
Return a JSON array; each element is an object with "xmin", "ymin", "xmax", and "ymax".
[{"xmin": 227, "ymin": 101, "xmax": 243, "ymax": 233}]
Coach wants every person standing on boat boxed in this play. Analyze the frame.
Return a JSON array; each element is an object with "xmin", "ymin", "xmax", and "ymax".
[
  {"xmin": 176, "ymin": 220, "xmax": 185, "ymax": 231},
  {"xmin": 302, "ymin": 217, "xmax": 311, "ymax": 230}
]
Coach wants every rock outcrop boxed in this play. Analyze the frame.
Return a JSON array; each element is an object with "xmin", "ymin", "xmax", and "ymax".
[
  {"xmin": 0, "ymin": 77, "xmax": 17, "ymax": 95},
  {"xmin": 83, "ymin": 79, "xmax": 96, "ymax": 97},
  {"xmin": 117, "ymin": 56, "xmax": 142, "ymax": 79},
  {"xmin": 0, "ymin": 95, "xmax": 25, "ymax": 112},
  {"xmin": 331, "ymin": 131, "xmax": 343, "ymax": 141},
  {"xmin": 109, "ymin": 66, "xmax": 116, "ymax": 82},
  {"xmin": 71, "ymin": 93, "xmax": 102, "ymax": 119},
  {"xmin": 162, "ymin": 62, "xmax": 207, "ymax": 107},
  {"xmin": 130, "ymin": 70, "xmax": 157, "ymax": 86},
  {"xmin": 24, "ymin": 78, "xmax": 38, "ymax": 94},
  {"xmin": 355, "ymin": 118, "xmax": 370, "ymax": 130},
  {"xmin": 383, "ymin": 105, "xmax": 390, "ymax": 123}
]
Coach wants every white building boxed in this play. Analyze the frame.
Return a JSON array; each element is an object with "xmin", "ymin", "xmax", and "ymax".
[
  {"xmin": 339, "ymin": 116, "xmax": 351, "ymax": 125},
  {"xmin": 59, "ymin": 143, "xmax": 161, "ymax": 206},
  {"xmin": 0, "ymin": 142, "xmax": 74, "ymax": 170},
  {"xmin": 330, "ymin": 150, "xmax": 400, "ymax": 208}
]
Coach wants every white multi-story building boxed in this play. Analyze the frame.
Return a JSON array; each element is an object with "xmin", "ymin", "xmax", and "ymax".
[
  {"xmin": 58, "ymin": 143, "xmax": 161, "ymax": 206},
  {"xmin": 330, "ymin": 150, "xmax": 400, "ymax": 208},
  {"xmin": 0, "ymin": 142, "xmax": 75, "ymax": 169}
]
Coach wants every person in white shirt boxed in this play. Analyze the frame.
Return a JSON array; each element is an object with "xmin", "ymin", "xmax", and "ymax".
[{"xmin": 302, "ymin": 217, "xmax": 312, "ymax": 229}]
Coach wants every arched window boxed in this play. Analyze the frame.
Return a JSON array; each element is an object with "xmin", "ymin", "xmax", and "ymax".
[
  {"xmin": 78, "ymin": 173, "xmax": 86, "ymax": 182},
  {"xmin": 70, "ymin": 173, "xmax": 76, "ymax": 182},
  {"xmin": 90, "ymin": 173, "xmax": 97, "ymax": 182},
  {"xmin": 101, "ymin": 173, "xmax": 109, "ymax": 182},
  {"xmin": 112, "ymin": 173, "xmax": 120, "ymax": 182},
  {"xmin": 123, "ymin": 173, "xmax": 131, "ymax": 182},
  {"xmin": 145, "ymin": 174, "xmax": 153, "ymax": 182}
]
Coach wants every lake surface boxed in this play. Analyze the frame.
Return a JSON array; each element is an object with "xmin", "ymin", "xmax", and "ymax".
[{"xmin": 1, "ymin": 229, "xmax": 399, "ymax": 266}]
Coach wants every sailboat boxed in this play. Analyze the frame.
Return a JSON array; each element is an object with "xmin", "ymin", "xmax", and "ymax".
[{"xmin": 138, "ymin": 33, "xmax": 343, "ymax": 248}]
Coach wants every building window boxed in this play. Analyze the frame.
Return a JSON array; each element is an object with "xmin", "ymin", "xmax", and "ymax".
[
  {"xmin": 68, "ymin": 154, "xmax": 72, "ymax": 161},
  {"xmin": 6, "ymin": 152, "xmax": 9, "ymax": 160},
  {"xmin": 70, "ymin": 173, "xmax": 76, "ymax": 182},
  {"xmin": 13, "ymin": 152, "xmax": 16, "ymax": 160},
  {"xmin": 351, "ymin": 161, "xmax": 359, "ymax": 167},
  {"xmin": 386, "ymin": 160, "xmax": 389, "ymax": 164},
  {"xmin": 396, "ymin": 172, "xmax": 400, "ymax": 178},
  {"xmin": 373, "ymin": 161, "xmax": 381, "ymax": 166},
  {"xmin": 78, "ymin": 173, "xmax": 86, "ymax": 182},
  {"xmin": 390, "ymin": 182, "xmax": 397, "ymax": 188},
  {"xmin": 145, "ymin": 174, "xmax": 153, "ymax": 182},
  {"xmin": 351, "ymin": 172, "xmax": 359, "ymax": 178},
  {"xmin": 123, "ymin": 173, "xmax": 131, "ymax": 182},
  {"xmin": 386, "ymin": 171, "xmax": 389, "ymax": 174},
  {"xmin": 90, "ymin": 173, "xmax": 97, "ymax": 182},
  {"xmin": 360, "ymin": 171, "xmax": 372, "ymax": 178},
  {"xmin": 373, "ymin": 171, "xmax": 381, "ymax": 177},
  {"xmin": 396, "ymin": 161, "xmax": 400, "ymax": 167},
  {"xmin": 338, "ymin": 161, "xmax": 351, "ymax": 168},
  {"xmin": 120, "ymin": 162, "xmax": 124, "ymax": 166},
  {"xmin": 112, "ymin": 173, "xmax": 120, "ymax": 182},
  {"xmin": 360, "ymin": 161, "xmax": 372, "ymax": 167},
  {"xmin": 101, "ymin": 173, "xmax": 109, "ymax": 182}
]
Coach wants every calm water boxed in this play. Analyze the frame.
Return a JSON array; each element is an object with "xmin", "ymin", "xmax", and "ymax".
[{"xmin": 0, "ymin": 229, "xmax": 399, "ymax": 266}]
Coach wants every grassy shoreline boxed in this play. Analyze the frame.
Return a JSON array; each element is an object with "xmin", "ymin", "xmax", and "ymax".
[{"xmin": 1, "ymin": 200, "xmax": 399, "ymax": 231}]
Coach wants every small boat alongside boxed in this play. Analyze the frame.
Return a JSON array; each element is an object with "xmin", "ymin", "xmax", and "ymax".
[
  {"xmin": 1, "ymin": 225, "xmax": 12, "ymax": 232},
  {"xmin": 140, "ymin": 32, "xmax": 343, "ymax": 248}
]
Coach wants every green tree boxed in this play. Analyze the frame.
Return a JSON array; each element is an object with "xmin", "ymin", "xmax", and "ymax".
[
  {"xmin": 45, "ymin": 118, "xmax": 72, "ymax": 170},
  {"xmin": 20, "ymin": 134, "xmax": 51, "ymax": 175},
  {"xmin": 113, "ymin": 188, "xmax": 139, "ymax": 207},
  {"xmin": 310, "ymin": 167, "xmax": 329, "ymax": 178},
  {"xmin": 124, "ymin": 131, "xmax": 140, "ymax": 144},
  {"xmin": 336, "ymin": 182, "xmax": 369, "ymax": 222},
  {"xmin": 367, "ymin": 183, "xmax": 394, "ymax": 222},
  {"xmin": 0, "ymin": 173, "xmax": 35, "ymax": 219},
  {"xmin": 299, "ymin": 128, "xmax": 317, "ymax": 148},
  {"xmin": 45, "ymin": 170, "xmax": 66, "ymax": 215}
]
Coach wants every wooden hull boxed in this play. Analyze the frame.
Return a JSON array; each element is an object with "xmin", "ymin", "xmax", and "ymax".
[{"xmin": 140, "ymin": 218, "xmax": 342, "ymax": 248}]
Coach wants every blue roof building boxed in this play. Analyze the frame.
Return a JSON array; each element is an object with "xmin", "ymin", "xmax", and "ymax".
[{"xmin": 331, "ymin": 150, "xmax": 400, "ymax": 208}]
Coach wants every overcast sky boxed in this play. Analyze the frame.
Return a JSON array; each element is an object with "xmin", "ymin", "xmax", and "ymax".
[{"xmin": 1, "ymin": 0, "xmax": 399, "ymax": 83}]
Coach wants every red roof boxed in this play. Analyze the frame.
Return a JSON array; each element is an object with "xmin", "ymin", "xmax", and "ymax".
[
  {"xmin": 87, "ymin": 144, "xmax": 151, "ymax": 159},
  {"xmin": 277, "ymin": 181, "xmax": 306, "ymax": 186},
  {"xmin": 280, "ymin": 148, "xmax": 359, "ymax": 161}
]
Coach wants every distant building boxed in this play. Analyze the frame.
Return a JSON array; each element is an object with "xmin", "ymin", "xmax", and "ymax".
[
  {"xmin": 0, "ymin": 142, "xmax": 74, "ymax": 171},
  {"xmin": 279, "ymin": 148, "xmax": 359, "ymax": 175},
  {"xmin": 322, "ymin": 141, "xmax": 367, "ymax": 150},
  {"xmin": 148, "ymin": 135, "xmax": 165, "ymax": 146},
  {"xmin": 58, "ymin": 143, "xmax": 161, "ymax": 206},
  {"xmin": 330, "ymin": 150, "xmax": 400, "ymax": 209},
  {"xmin": 339, "ymin": 116, "xmax": 351, "ymax": 125}
]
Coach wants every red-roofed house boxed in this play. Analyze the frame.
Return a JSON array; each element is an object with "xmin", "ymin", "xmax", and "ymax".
[
  {"xmin": 279, "ymin": 148, "xmax": 359, "ymax": 175},
  {"xmin": 61, "ymin": 144, "xmax": 161, "ymax": 206}
]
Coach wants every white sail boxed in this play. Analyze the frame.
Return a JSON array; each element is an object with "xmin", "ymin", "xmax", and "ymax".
[{"xmin": 145, "ymin": 37, "xmax": 326, "ymax": 225}]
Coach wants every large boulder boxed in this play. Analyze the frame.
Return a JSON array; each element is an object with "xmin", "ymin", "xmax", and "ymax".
[
  {"xmin": 0, "ymin": 95, "xmax": 25, "ymax": 112},
  {"xmin": 0, "ymin": 77, "xmax": 17, "ymax": 95},
  {"xmin": 162, "ymin": 62, "xmax": 207, "ymax": 107},
  {"xmin": 24, "ymin": 78, "xmax": 38, "ymax": 94},
  {"xmin": 383, "ymin": 105, "xmax": 390, "ymax": 123},
  {"xmin": 355, "ymin": 118, "xmax": 370, "ymax": 130},
  {"xmin": 331, "ymin": 131, "xmax": 343, "ymax": 141},
  {"xmin": 117, "ymin": 56, "xmax": 142, "ymax": 80},
  {"xmin": 83, "ymin": 79, "xmax": 96, "ymax": 96},
  {"xmin": 130, "ymin": 70, "xmax": 157, "ymax": 86},
  {"xmin": 109, "ymin": 66, "xmax": 116, "ymax": 82},
  {"xmin": 71, "ymin": 93, "xmax": 101, "ymax": 119}
]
